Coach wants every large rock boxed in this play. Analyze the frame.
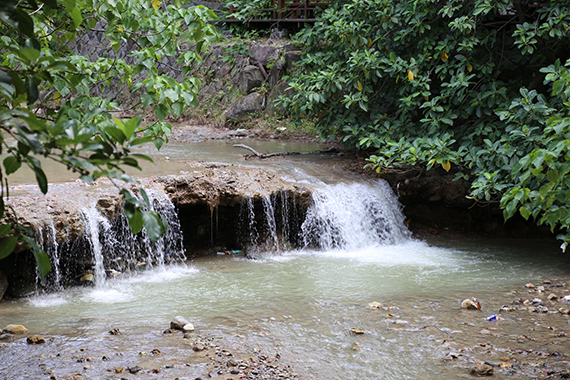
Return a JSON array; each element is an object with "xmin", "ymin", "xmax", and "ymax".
[
  {"xmin": 225, "ymin": 92, "xmax": 264, "ymax": 122},
  {"xmin": 265, "ymin": 81, "xmax": 294, "ymax": 117},
  {"xmin": 232, "ymin": 65, "xmax": 264, "ymax": 94},
  {"xmin": 284, "ymin": 51, "xmax": 301, "ymax": 70},
  {"xmin": 3, "ymin": 324, "xmax": 28, "ymax": 334},
  {"xmin": 170, "ymin": 316, "xmax": 190, "ymax": 331},
  {"xmin": 251, "ymin": 45, "xmax": 279, "ymax": 66},
  {"xmin": 0, "ymin": 270, "xmax": 7, "ymax": 301}
]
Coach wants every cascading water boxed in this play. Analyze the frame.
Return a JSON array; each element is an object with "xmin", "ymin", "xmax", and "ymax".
[
  {"xmin": 81, "ymin": 206, "xmax": 113, "ymax": 287},
  {"xmin": 33, "ymin": 187, "xmax": 186, "ymax": 290},
  {"xmin": 301, "ymin": 180, "xmax": 411, "ymax": 250}
]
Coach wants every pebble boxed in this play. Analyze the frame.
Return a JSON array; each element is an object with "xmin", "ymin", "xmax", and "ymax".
[
  {"xmin": 461, "ymin": 298, "xmax": 480, "ymax": 310},
  {"xmin": 193, "ymin": 343, "xmax": 206, "ymax": 351},
  {"xmin": 368, "ymin": 301, "xmax": 383, "ymax": 309},
  {"xmin": 182, "ymin": 323, "xmax": 195, "ymax": 333}
]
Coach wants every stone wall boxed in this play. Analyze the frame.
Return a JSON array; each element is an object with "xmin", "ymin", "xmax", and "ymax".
[{"xmin": 69, "ymin": 16, "xmax": 300, "ymax": 121}]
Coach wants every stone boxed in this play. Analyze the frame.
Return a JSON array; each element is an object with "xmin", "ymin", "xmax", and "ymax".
[
  {"xmin": 128, "ymin": 366, "xmax": 142, "ymax": 374},
  {"xmin": 251, "ymin": 45, "xmax": 279, "ymax": 67},
  {"xmin": 264, "ymin": 81, "xmax": 294, "ymax": 117},
  {"xmin": 533, "ymin": 305, "xmax": 549, "ymax": 313},
  {"xmin": 232, "ymin": 65, "xmax": 264, "ymax": 94},
  {"xmin": 368, "ymin": 301, "xmax": 383, "ymax": 309},
  {"xmin": 0, "ymin": 334, "xmax": 14, "ymax": 342},
  {"xmin": 349, "ymin": 328, "xmax": 365, "ymax": 334},
  {"xmin": 27, "ymin": 335, "xmax": 46, "ymax": 344},
  {"xmin": 461, "ymin": 298, "xmax": 480, "ymax": 310},
  {"xmin": 193, "ymin": 343, "xmax": 206, "ymax": 351},
  {"xmin": 182, "ymin": 323, "xmax": 195, "ymax": 333},
  {"xmin": 525, "ymin": 283, "xmax": 535, "ymax": 289},
  {"xmin": 3, "ymin": 324, "xmax": 28, "ymax": 334},
  {"xmin": 548, "ymin": 293, "xmax": 558, "ymax": 300},
  {"xmin": 0, "ymin": 270, "xmax": 8, "ymax": 301},
  {"xmin": 170, "ymin": 316, "xmax": 190, "ymax": 331},
  {"xmin": 225, "ymin": 92, "xmax": 264, "ymax": 122},
  {"xmin": 469, "ymin": 364, "xmax": 493, "ymax": 376},
  {"xmin": 284, "ymin": 51, "xmax": 301, "ymax": 70}
]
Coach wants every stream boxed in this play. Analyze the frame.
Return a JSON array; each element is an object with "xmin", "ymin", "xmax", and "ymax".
[{"xmin": 1, "ymin": 137, "xmax": 570, "ymax": 379}]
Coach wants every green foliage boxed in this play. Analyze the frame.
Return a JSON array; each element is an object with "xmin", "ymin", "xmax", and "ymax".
[
  {"xmin": 284, "ymin": 0, "xmax": 570, "ymax": 245},
  {"xmin": 0, "ymin": 0, "xmax": 218, "ymax": 281},
  {"xmin": 224, "ymin": 0, "xmax": 276, "ymax": 21}
]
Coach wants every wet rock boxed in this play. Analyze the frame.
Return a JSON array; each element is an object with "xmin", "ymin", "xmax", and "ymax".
[
  {"xmin": 3, "ymin": 324, "xmax": 28, "ymax": 334},
  {"xmin": 183, "ymin": 332, "xmax": 193, "ymax": 339},
  {"xmin": 170, "ymin": 316, "xmax": 190, "ymax": 330},
  {"xmin": 182, "ymin": 323, "xmax": 195, "ymax": 333},
  {"xmin": 128, "ymin": 366, "xmax": 142, "ymax": 374},
  {"xmin": 462, "ymin": 298, "xmax": 481, "ymax": 310},
  {"xmin": 108, "ymin": 327, "xmax": 121, "ymax": 335},
  {"xmin": 526, "ymin": 283, "xmax": 535, "ymax": 289},
  {"xmin": 548, "ymin": 293, "xmax": 558, "ymax": 301},
  {"xmin": 368, "ymin": 301, "xmax": 383, "ymax": 309},
  {"xmin": 349, "ymin": 328, "xmax": 365, "ymax": 334},
  {"xmin": 533, "ymin": 305, "xmax": 549, "ymax": 313},
  {"xmin": 531, "ymin": 297, "xmax": 544, "ymax": 306},
  {"xmin": 469, "ymin": 364, "xmax": 493, "ymax": 376},
  {"xmin": 0, "ymin": 270, "xmax": 8, "ymax": 301},
  {"xmin": 193, "ymin": 343, "xmax": 206, "ymax": 351},
  {"xmin": 27, "ymin": 335, "xmax": 46, "ymax": 344},
  {"xmin": 0, "ymin": 333, "xmax": 14, "ymax": 342}
]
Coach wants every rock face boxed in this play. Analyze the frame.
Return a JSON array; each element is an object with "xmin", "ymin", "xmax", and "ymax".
[
  {"xmin": 225, "ymin": 92, "xmax": 265, "ymax": 121},
  {"xmin": 232, "ymin": 65, "xmax": 265, "ymax": 94},
  {"xmin": 265, "ymin": 81, "xmax": 294, "ymax": 117}
]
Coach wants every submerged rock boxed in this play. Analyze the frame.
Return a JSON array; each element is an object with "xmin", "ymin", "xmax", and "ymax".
[
  {"xmin": 3, "ymin": 324, "xmax": 28, "ymax": 334},
  {"xmin": 368, "ymin": 301, "xmax": 383, "ymax": 309}
]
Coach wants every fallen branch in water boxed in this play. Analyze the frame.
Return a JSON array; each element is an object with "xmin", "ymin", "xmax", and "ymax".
[{"xmin": 233, "ymin": 144, "xmax": 339, "ymax": 159}]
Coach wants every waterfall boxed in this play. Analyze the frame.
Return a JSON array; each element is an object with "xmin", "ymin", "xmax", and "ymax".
[
  {"xmin": 236, "ymin": 179, "xmax": 409, "ymax": 253},
  {"xmin": 301, "ymin": 180, "xmax": 411, "ymax": 250},
  {"xmin": 81, "ymin": 206, "xmax": 112, "ymax": 287}
]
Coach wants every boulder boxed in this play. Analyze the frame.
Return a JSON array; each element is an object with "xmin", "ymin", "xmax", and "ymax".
[
  {"xmin": 251, "ymin": 45, "xmax": 279, "ymax": 67},
  {"xmin": 170, "ymin": 316, "xmax": 190, "ymax": 331},
  {"xmin": 0, "ymin": 270, "xmax": 7, "ymax": 301},
  {"xmin": 232, "ymin": 65, "xmax": 264, "ymax": 94},
  {"xmin": 264, "ymin": 82, "xmax": 293, "ymax": 117},
  {"xmin": 3, "ymin": 324, "xmax": 28, "ymax": 334},
  {"xmin": 225, "ymin": 92, "xmax": 264, "ymax": 122},
  {"xmin": 284, "ymin": 51, "xmax": 301, "ymax": 71},
  {"xmin": 469, "ymin": 364, "xmax": 493, "ymax": 376}
]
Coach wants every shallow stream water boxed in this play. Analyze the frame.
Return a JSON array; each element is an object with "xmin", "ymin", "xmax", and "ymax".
[{"xmin": 1, "ymin": 138, "xmax": 570, "ymax": 379}]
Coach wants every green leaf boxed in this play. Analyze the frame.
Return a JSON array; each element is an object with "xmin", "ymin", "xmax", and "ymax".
[
  {"xmin": 153, "ymin": 136, "xmax": 165, "ymax": 150},
  {"xmin": 3, "ymin": 156, "xmax": 21, "ymax": 175},
  {"xmin": 520, "ymin": 206, "xmax": 531, "ymax": 220},
  {"xmin": 127, "ymin": 208, "xmax": 143, "ymax": 234},
  {"xmin": 17, "ymin": 48, "xmax": 40, "ymax": 62},
  {"xmin": 25, "ymin": 76, "xmax": 39, "ymax": 104},
  {"xmin": 0, "ymin": 236, "xmax": 18, "ymax": 260},
  {"xmin": 142, "ymin": 211, "xmax": 164, "ymax": 243},
  {"xmin": 0, "ymin": 224, "xmax": 12, "ymax": 236},
  {"xmin": 22, "ymin": 235, "xmax": 51, "ymax": 284}
]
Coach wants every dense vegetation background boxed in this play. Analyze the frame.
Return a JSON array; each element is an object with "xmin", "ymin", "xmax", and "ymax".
[{"xmin": 281, "ymin": 0, "xmax": 570, "ymax": 247}]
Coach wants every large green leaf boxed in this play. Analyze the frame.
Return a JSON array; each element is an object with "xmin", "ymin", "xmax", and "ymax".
[
  {"xmin": 142, "ymin": 211, "xmax": 164, "ymax": 243},
  {"xmin": 3, "ymin": 156, "xmax": 21, "ymax": 175},
  {"xmin": 0, "ymin": 236, "xmax": 18, "ymax": 260}
]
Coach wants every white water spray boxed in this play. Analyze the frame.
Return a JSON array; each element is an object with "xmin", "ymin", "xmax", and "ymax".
[{"xmin": 301, "ymin": 180, "xmax": 411, "ymax": 250}]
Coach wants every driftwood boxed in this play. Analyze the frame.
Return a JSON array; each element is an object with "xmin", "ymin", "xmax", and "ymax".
[{"xmin": 233, "ymin": 144, "xmax": 339, "ymax": 159}]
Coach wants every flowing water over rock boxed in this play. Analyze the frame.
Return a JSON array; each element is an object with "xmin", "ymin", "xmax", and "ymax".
[{"xmin": 1, "ymin": 149, "xmax": 570, "ymax": 379}]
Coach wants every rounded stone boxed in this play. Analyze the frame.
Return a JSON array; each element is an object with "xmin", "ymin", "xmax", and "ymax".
[
  {"xmin": 27, "ymin": 335, "xmax": 46, "ymax": 344},
  {"xmin": 3, "ymin": 325, "xmax": 28, "ymax": 334},
  {"xmin": 182, "ymin": 323, "xmax": 195, "ymax": 333},
  {"xmin": 170, "ymin": 316, "xmax": 190, "ymax": 331}
]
